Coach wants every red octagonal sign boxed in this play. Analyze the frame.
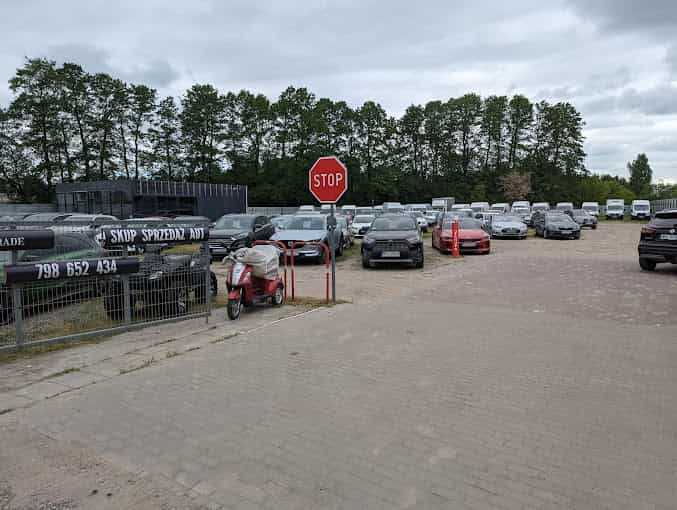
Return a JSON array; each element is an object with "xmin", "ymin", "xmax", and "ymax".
[{"xmin": 308, "ymin": 156, "xmax": 348, "ymax": 204}]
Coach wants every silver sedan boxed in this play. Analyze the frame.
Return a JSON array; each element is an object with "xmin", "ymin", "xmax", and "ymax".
[{"xmin": 489, "ymin": 215, "xmax": 528, "ymax": 239}]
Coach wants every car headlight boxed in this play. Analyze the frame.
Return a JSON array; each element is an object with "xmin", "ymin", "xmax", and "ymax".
[
  {"xmin": 148, "ymin": 270, "xmax": 164, "ymax": 281},
  {"xmin": 406, "ymin": 236, "xmax": 420, "ymax": 244}
]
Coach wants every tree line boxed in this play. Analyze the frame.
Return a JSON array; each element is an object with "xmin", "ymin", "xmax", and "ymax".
[{"xmin": 1, "ymin": 58, "xmax": 671, "ymax": 206}]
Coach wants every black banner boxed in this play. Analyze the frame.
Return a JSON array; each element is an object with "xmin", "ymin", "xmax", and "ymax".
[
  {"xmin": 4, "ymin": 257, "xmax": 140, "ymax": 285},
  {"xmin": 100, "ymin": 226, "xmax": 209, "ymax": 246},
  {"xmin": 0, "ymin": 230, "xmax": 55, "ymax": 251}
]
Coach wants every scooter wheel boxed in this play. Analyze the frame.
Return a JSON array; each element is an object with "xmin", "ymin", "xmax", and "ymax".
[
  {"xmin": 272, "ymin": 286, "xmax": 284, "ymax": 307},
  {"xmin": 227, "ymin": 294, "xmax": 242, "ymax": 320}
]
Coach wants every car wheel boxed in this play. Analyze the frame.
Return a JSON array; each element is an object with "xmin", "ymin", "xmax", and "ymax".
[
  {"xmin": 336, "ymin": 237, "xmax": 344, "ymax": 257},
  {"xmin": 639, "ymin": 258, "xmax": 657, "ymax": 271},
  {"xmin": 543, "ymin": 229, "xmax": 548, "ymax": 239},
  {"xmin": 592, "ymin": 225, "xmax": 597, "ymax": 230},
  {"xmin": 414, "ymin": 247, "xmax": 424, "ymax": 269},
  {"xmin": 362, "ymin": 252, "xmax": 371, "ymax": 269}
]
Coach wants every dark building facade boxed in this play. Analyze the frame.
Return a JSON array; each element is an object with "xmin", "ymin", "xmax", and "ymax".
[{"xmin": 55, "ymin": 180, "xmax": 247, "ymax": 220}]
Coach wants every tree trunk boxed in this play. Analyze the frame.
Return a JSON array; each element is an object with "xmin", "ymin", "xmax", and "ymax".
[{"xmin": 120, "ymin": 125, "xmax": 130, "ymax": 179}]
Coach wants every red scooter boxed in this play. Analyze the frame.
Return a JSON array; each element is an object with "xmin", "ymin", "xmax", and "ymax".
[{"xmin": 225, "ymin": 251, "xmax": 284, "ymax": 320}]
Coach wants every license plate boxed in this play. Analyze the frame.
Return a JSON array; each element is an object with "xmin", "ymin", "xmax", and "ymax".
[
  {"xmin": 561, "ymin": 230, "xmax": 571, "ymax": 234},
  {"xmin": 462, "ymin": 242, "xmax": 476, "ymax": 248},
  {"xmin": 660, "ymin": 234, "xmax": 677, "ymax": 241},
  {"xmin": 382, "ymin": 251, "xmax": 400, "ymax": 258}
]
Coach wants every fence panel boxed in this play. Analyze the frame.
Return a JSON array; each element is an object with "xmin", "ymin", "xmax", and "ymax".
[{"xmin": 0, "ymin": 219, "xmax": 213, "ymax": 351}]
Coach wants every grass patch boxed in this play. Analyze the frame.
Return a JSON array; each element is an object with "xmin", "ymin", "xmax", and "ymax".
[
  {"xmin": 163, "ymin": 243, "xmax": 201, "ymax": 254},
  {"xmin": 210, "ymin": 332, "xmax": 240, "ymax": 344},
  {"xmin": 165, "ymin": 350, "xmax": 179, "ymax": 359},
  {"xmin": 119, "ymin": 357, "xmax": 156, "ymax": 375},
  {"xmin": 287, "ymin": 296, "xmax": 351, "ymax": 307},
  {"xmin": 0, "ymin": 336, "xmax": 108, "ymax": 364},
  {"xmin": 46, "ymin": 367, "xmax": 80, "ymax": 379}
]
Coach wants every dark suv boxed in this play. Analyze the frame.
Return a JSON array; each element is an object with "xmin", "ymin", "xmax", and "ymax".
[
  {"xmin": 361, "ymin": 214, "xmax": 424, "ymax": 268},
  {"xmin": 638, "ymin": 209, "xmax": 677, "ymax": 271},
  {"xmin": 208, "ymin": 214, "xmax": 274, "ymax": 260}
]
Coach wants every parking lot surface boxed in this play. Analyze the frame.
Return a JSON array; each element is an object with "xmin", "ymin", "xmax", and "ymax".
[{"xmin": 2, "ymin": 222, "xmax": 676, "ymax": 509}]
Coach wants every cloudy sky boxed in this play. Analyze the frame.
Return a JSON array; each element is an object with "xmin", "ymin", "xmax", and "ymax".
[{"xmin": 1, "ymin": 0, "xmax": 676, "ymax": 181}]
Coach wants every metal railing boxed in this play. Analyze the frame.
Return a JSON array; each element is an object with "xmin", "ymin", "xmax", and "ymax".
[
  {"xmin": 652, "ymin": 198, "xmax": 677, "ymax": 213},
  {"xmin": 0, "ymin": 220, "xmax": 213, "ymax": 352}
]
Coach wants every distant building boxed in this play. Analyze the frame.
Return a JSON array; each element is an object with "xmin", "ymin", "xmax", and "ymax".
[{"xmin": 55, "ymin": 180, "xmax": 247, "ymax": 220}]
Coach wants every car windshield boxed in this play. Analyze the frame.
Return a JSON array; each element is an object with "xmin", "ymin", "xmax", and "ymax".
[
  {"xmin": 532, "ymin": 205, "xmax": 547, "ymax": 211},
  {"xmin": 214, "ymin": 215, "xmax": 253, "ymax": 229},
  {"xmin": 442, "ymin": 218, "xmax": 481, "ymax": 229},
  {"xmin": 495, "ymin": 215, "xmax": 521, "ymax": 222},
  {"xmin": 547, "ymin": 214, "xmax": 571, "ymax": 223},
  {"xmin": 371, "ymin": 216, "xmax": 417, "ymax": 231},
  {"xmin": 354, "ymin": 215, "xmax": 374, "ymax": 223},
  {"xmin": 287, "ymin": 216, "xmax": 326, "ymax": 230},
  {"xmin": 608, "ymin": 205, "xmax": 623, "ymax": 211},
  {"xmin": 634, "ymin": 204, "xmax": 649, "ymax": 211},
  {"xmin": 583, "ymin": 205, "xmax": 597, "ymax": 211}
]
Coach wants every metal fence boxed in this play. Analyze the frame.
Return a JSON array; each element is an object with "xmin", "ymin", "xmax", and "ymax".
[
  {"xmin": 652, "ymin": 198, "xmax": 677, "ymax": 212},
  {"xmin": 0, "ymin": 219, "xmax": 213, "ymax": 352}
]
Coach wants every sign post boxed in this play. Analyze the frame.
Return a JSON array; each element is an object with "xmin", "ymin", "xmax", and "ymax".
[
  {"xmin": 451, "ymin": 219, "xmax": 460, "ymax": 258},
  {"xmin": 309, "ymin": 156, "xmax": 348, "ymax": 303}
]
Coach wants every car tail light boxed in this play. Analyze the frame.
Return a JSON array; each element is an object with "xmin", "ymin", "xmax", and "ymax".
[{"xmin": 641, "ymin": 225, "xmax": 656, "ymax": 239}]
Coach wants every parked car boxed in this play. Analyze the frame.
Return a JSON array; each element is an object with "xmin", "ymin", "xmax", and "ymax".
[
  {"xmin": 272, "ymin": 214, "xmax": 343, "ymax": 262},
  {"xmin": 433, "ymin": 216, "xmax": 490, "ymax": 254},
  {"xmin": 511, "ymin": 200, "xmax": 531, "ymax": 210},
  {"xmin": 22, "ymin": 213, "xmax": 73, "ymax": 222},
  {"xmin": 581, "ymin": 202, "xmax": 599, "ymax": 217},
  {"xmin": 474, "ymin": 211, "xmax": 500, "ymax": 227},
  {"xmin": 336, "ymin": 216, "xmax": 354, "ymax": 248},
  {"xmin": 355, "ymin": 207, "xmax": 374, "ymax": 216},
  {"xmin": 637, "ymin": 209, "xmax": 677, "ymax": 271},
  {"xmin": 58, "ymin": 214, "xmax": 118, "ymax": 240},
  {"xmin": 1, "ymin": 232, "xmax": 105, "ymax": 324},
  {"xmin": 408, "ymin": 211, "xmax": 429, "ymax": 232},
  {"xmin": 361, "ymin": 214, "xmax": 424, "ymax": 268},
  {"xmin": 105, "ymin": 245, "xmax": 216, "ymax": 320},
  {"xmin": 451, "ymin": 204, "xmax": 470, "ymax": 210},
  {"xmin": 631, "ymin": 200, "xmax": 651, "ymax": 220},
  {"xmin": 350, "ymin": 214, "xmax": 375, "ymax": 238},
  {"xmin": 533, "ymin": 211, "xmax": 580, "ymax": 239},
  {"xmin": 423, "ymin": 210, "xmax": 440, "ymax": 226},
  {"xmin": 271, "ymin": 215, "xmax": 293, "ymax": 232},
  {"xmin": 567, "ymin": 209, "xmax": 598, "ymax": 229},
  {"xmin": 489, "ymin": 215, "xmax": 528, "ymax": 239},
  {"xmin": 532, "ymin": 202, "xmax": 550, "ymax": 212},
  {"xmin": 208, "ymin": 214, "xmax": 274, "ymax": 260},
  {"xmin": 509, "ymin": 206, "xmax": 532, "ymax": 226}
]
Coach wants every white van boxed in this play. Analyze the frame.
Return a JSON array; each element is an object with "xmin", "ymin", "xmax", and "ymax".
[
  {"xmin": 491, "ymin": 203, "xmax": 510, "ymax": 213},
  {"xmin": 606, "ymin": 199, "xmax": 625, "ymax": 220},
  {"xmin": 581, "ymin": 202, "xmax": 599, "ymax": 217},
  {"xmin": 511, "ymin": 201, "xmax": 531, "ymax": 210},
  {"xmin": 631, "ymin": 199, "xmax": 651, "ymax": 220},
  {"xmin": 470, "ymin": 202, "xmax": 490, "ymax": 213},
  {"xmin": 382, "ymin": 202, "xmax": 404, "ymax": 213},
  {"xmin": 532, "ymin": 202, "xmax": 550, "ymax": 212},
  {"xmin": 556, "ymin": 202, "xmax": 574, "ymax": 213}
]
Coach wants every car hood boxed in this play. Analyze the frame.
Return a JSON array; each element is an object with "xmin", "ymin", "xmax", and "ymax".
[
  {"xmin": 459, "ymin": 229, "xmax": 487, "ymax": 240},
  {"xmin": 209, "ymin": 228, "xmax": 249, "ymax": 239},
  {"xmin": 492, "ymin": 220, "xmax": 525, "ymax": 229},
  {"xmin": 366, "ymin": 230, "xmax": 418, "ymax": 241},
  {"xmin": 272, "ymin": 230, "xmax": 327, "ymax": 242}
]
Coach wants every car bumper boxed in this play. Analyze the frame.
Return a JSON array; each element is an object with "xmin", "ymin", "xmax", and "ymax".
[
  {"xmin": 606, "ymin": 213, "xmax": 624, "ymax": 219},
  {"xmin": 546, "ymin": 230, "xmax": 580, "ymax": 239},
  {"xmin": 632, "ymin": 213, "xmax": 651, "ymax": 219},
  {"xmin": 638, "ymin": 241, "xmax": 677, "ymax": 262},
  {"xmin": 492, "ymin": 231, "xmax": 527, "ymax": 239},
  {"xmin": 363, "ymin": 246, "xmax": 417, "ymax": 262}
]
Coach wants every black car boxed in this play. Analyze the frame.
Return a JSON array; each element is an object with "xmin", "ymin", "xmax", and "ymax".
[
  {"xmin": 208, "ymin": 214, "xmax": 274, "ymax": 260},
  {"xmin": 566, "ymin": 209, "xmax": 598, "ymax": 229},
  {"xmin": 533, "ymin": 211, "xmax": 581, "ymax": 239},
  {"xmin": 361, "ymin": 214, "xmax": 424, "ymax": 268},
  {"xmin": 104, "ymin": 245, "xmax": 216, "ymax": 320},
  {"xmin": 638, "ymin": 209, "xmax": 677, "ymax": 271},
  {"xmin": 1, "ymin": 232, "xmax": 105, "ymax": 324}
]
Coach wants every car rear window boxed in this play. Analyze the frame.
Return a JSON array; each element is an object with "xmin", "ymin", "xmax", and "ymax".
[{"xmin": 371, "ymin": 217, "xmax": 417, "ymax": 231}]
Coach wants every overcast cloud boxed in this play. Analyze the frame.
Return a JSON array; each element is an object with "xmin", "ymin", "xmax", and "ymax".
[{"xmin": 1, "ymin": 0, "xmax": 676, "ymax": 181}]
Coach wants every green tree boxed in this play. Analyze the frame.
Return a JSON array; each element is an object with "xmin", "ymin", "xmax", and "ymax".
[
  {"xmin": 627, "ymin": 153, "xmax": 652, "ymax": 197},
  {"xmin": 149, "ymin": 96, "xmax": 181, "ymax": 179}
]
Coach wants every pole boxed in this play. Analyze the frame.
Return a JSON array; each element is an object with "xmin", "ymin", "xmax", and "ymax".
[{"xmin": 329, "ymin": 204, "xmax": 337, "ymax": 303}]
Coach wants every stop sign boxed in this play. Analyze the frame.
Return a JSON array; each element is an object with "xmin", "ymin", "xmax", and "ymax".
[{"xmin": 308, "ymin": 156, "xmax": 348, "ymax": 204}]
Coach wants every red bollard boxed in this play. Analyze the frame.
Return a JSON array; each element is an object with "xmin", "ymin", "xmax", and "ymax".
[{"xmin": 451, "ymin": 219, "xmax": 460, "ymax": 257}]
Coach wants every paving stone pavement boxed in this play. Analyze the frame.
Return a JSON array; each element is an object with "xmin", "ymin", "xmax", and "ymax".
[{"xmin": 2, "ymin": 223, "xmax": 677, "ymax": 509}]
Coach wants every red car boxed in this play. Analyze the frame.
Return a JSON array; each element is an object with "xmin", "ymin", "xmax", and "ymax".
[{"xmin": 432, "ymin": 216, "xmax": 491, "ymax": 254}]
